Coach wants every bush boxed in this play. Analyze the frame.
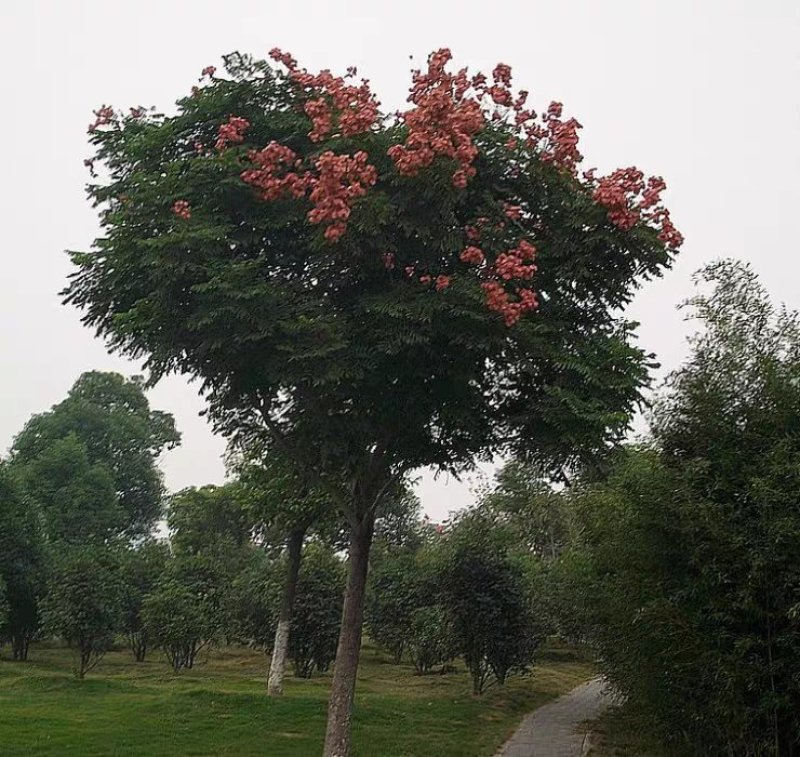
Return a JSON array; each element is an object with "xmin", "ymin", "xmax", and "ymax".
[
  {"xmin": 287, "ymin": 544, "xmax": 344, "ymax": 678},
  {"xmin": 365, "ymin": 552, "xmax": 420, "ymax": 663},
  {"xmin": 40, "ymin": 546, "xmax": 125, "ymax": 678},
  {"xmin": 120, "ymin": 541, "xmax": 169, "ymax": 662},
  {"xmin": 141, "ymin": 575, "xmax": 215, "ymax": 672},
  {"xmin": 406, "ymin": 605, "xmax": 456, "ymax": 674},
  {"xmin": 440, "ymin": 513, "xmax": 541, "ymax": 694}
]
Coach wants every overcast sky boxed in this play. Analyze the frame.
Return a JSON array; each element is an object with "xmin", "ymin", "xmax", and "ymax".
[{"xmin": 1, "ymin": 0, "xmax": 798, "ymax": 521}]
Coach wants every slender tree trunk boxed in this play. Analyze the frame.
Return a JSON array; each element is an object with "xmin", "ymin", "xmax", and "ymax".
[
  {"xmin": 323, "ymin": 513, "xmax": 374, "ymax": 757},
  {"xmin": 268, "ymin": 528, "xmax": 305, "ymax": 697}
]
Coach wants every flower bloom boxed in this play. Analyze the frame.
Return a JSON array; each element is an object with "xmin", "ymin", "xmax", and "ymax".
[
  {"xmin": 215, "ymin": 116, "xmax": 251, "ymax": 151},
  {"xmin": 172, "ymin": 200, "xmax": 191, "ymax": 220}
]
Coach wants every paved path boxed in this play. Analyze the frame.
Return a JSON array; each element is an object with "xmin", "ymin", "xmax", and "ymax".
[{"xmin": 496, "ymin": 677, "xmax": 612, "ymax": 757}]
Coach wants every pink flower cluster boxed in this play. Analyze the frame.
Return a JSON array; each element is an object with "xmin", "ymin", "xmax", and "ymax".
[
  {"xmin": 481, "ymin": 281, "xmax": 538, "ymax": 326},
  {"xmin": 201, "ymin": 65, "xmax": 216, "ymax": 79},
  {"xmin": 388, "ymin": 48, "xmax": 484, "ymax": 188},
  {"xmin": 494, "ymin": 239, "xmax": 537, "ymax": 281},
  {"xmin": 590, "ymin": 168, "xmax": 683, "ymax": 249},
  {"xmin": 215, "ymin": 116, "xmax": 251, "ymax": 151},
  {"xmin": 459, "ymin": 245, "xmax": 485, "ymax": 265},
  {"xmin": 172, "ymin": 200, "xmax": 191, "ymax": 220},
  {"xmin": 269, "ymin": 48, "xmax": 379, "ymax": 143},
  {"xmin": 241, "ymin": 142, "xmax": 308, "ymax": 200},
  {"xmin": 241, "ymin": 144, "xmax": 377, "ymax": 241},
  {"xmin": 88, "ymin": 105, "xmax": 115, "ymax": 133},
  {"xmin": 308, "ymin": 151, "xmax": 378, "ymax": 241}
]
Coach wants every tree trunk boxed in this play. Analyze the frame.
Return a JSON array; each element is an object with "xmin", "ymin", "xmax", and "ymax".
[
  {"xmin": 323, "ymin": 513, "xmax": 374, "ymax": 757},
  {"xmin": 12, "ymin": 632, "xmax": 31, "ymax": 661},
  {"xmin": 268, "ymin": 528, "xmax": 305, "ymax": 697}
]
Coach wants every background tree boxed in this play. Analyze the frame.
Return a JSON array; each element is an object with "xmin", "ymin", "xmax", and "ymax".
[
  {"xmin": 66, "ymin": 49, "xmax": 680, "ymax": 754},
  {"xmin": 557, "ymin": 261, "xmax": 800, "ymax": 754},
  {"xmin": 12, "ymin": 371, "xmax": 179, "ymax": 540},
  {"xmin": 406, "ymin": 604, "xmax": 456, "ymax": 675},
  {"xmin": 40, "ymin": 546, "xmax": 125, "ymax": 678},
  {"xmin": 0, "ymin": 462, "xmax": 44, "ymax": 661},
  {"xmin": 230, "ymin": 448, "xmax": 331, "ymax": 696},
  {"xmin": 141, "ymin": 571, "xmax": 217, "ymax": 672},
  {"xmin": 0, "ymin": 578, "xmax": 9, "ymax": 638},
  {"xmin": 365, "ymin": 551, "xmax": 421, "ymax": 664},
  {"xmin": 283, "ymin": 543, "xmax": 345, "ymax": 678},
  {"xmin": 439, "ymin": 511, "xmax": 542, "ymax": 695},
  {"xmin": 120, "ymin": 541, "xmax": 170, "ymax": 662},
  {"xmin": 481, "ymin": 460, "xmax": 572, "ymax": 559}
]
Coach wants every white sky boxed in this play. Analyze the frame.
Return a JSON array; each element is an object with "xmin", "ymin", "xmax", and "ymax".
[{"xmin": 1, "ymin": 0, "xmax": 798, "ymax": 521}]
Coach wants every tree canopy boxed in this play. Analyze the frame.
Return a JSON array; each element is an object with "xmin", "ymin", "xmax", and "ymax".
[{"xmin": 12, "ymin": 372, "xmax": 179, "ymax": 539}]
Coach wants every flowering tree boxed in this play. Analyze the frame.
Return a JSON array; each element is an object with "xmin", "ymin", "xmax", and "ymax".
[{"xmin": 65, "ymin": 48, "xmax": 680, "ymax": 755}]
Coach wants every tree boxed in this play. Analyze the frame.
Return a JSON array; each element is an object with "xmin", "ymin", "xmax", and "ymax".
[
  {"xmin": 406, "ymin": 605, "xmax": 456, "ymax": 675},
  {"xmin": 141, "ymin": 573, "xmax": 216, "ymax": 671},
  {"xmin": 481, "ymin": 460, "xmax": 572, "ymax": 559},
  {"xmin": 651, "ymin": 261, "xmax": 800, "ymax": 753},
  {"xmin": 0, "ymin": 462, "xmax": 44, "ymax": 661},
  {"xmin": 560, "ymin": 262, "xmax": 800, "ymax": 754},
  {"xmin": 12, "ymin": 372, "xmax": 179, "ymax": 540},
  {"xmin": 0, "ymin": 578, "xmax": 9, "ymax": 635},
  {"xmin": 65, "ymin": 49, "xmax": 679, "ymax": 753},
  {"xmin": 230, "ymin": 450, "xmax": 330, "ymax": 696},
  {"xmin": 365, "ymin": 551, "xmax": 420, "ymax": 663},
  {"xmin": 440, "ymin": 511, "xmax": 541, "ymax": 694},
  {"xmin": 40, "ymin": 546, "xmax": 125, "ymax": 678},
  {"xmin": 284, "ymin": 544, "xmax": 345, "ymax": 678},
  {"xmin": 120, "ymin": 540, "xmax": 169, "ymax": 661},
  {"xmin": 18, "ymin": 435, "xmax": 122, "ymax": 544}
]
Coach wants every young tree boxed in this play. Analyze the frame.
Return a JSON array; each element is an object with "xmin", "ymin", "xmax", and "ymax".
[
  {"xmin": 406, "ymin": 605, "xmax": 456, "ymax": 675},
  {"xmin": 284, "ymin": 544, "xmax": 345, "ymax": 678},
  {"xmin": 65, "ymin": 49, "xmax": 679, "ymax": 753},
  {"xmin": 0, "ymin": 578, "xmax": 8, "ymax": 637},
  {"xmin": 230, "ymin": 450, "xmax": 329, "ymax": 696},
  {"xmin": 365, "ymin": 551, "xmax": 420, "ymax": 663},
  {"xmin": 120, "ymin": 540, "xmax": 170, "ymax": 662},
  {"xmin": 0, "ymin": 462, "xmax": 44, "ymax": 661},
  {"xmin": 141, "ymin": 574, "xmax": 216, "ymax": 671},
  {"xmin": 12, "ymin": 372, "xmax": 179, "ymax": 540},
  {"xmin": 40, "ymin": 546, "xmax": 125, "ymax": 678},
  {"xmin": 439, "ymin": 512, "xmax": 541, "ymax": 694}
]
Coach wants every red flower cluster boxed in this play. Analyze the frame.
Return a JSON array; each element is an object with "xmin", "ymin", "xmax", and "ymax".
[
  {"xmin": 268, "ymin": 47, "xmax": 297, "ymax": 69},
  {"xmin": 435, "ymin": 274, "xmax": 451, "ymax": 291},
  {"xmin": 494, "ymin": 239, "xmax": 537, "ymax": 281},
  {"xmin": 88, "ymin": 105, "xmax": 115, "ymax": 133},
  {"xmin": 307, "ymin": 151, "xmax": 378, "ymax": 241},
  {"xmin": 215, "ymin": 116, "xmax": 251, "ymax": 151},
  {"xmin": 591, "ymin": 168, "xmax": 683, "ymax": 249},
  {"xmin": 242, "ymin": 144, "xmax": 376, "ymax": 242},
  {"xmin": 172, "ymin": 200, "xmax": 191, "ymax": 220},
  {"xmin": 481, "ymin": 281, "xmax": 538, "ymax": 326},
  {"xmin": 388, "ymin": 48, "xmax": 484, "ymax": 187},
  {"xmin": 459, "ymin": 245, "xmax": 485, "ymax": 265},
  {"xmin": 201, "ymin": 65, "xmax": 216, "ymax": 78},
  {"xmin": 269, "ymin": 48, "xmax": 379, "ymax": 143},
  {"xmin": 241, "ymin": 142, "xmax": 309, "ymax": 200}
]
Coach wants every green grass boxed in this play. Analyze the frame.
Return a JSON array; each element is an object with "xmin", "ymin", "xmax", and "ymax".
[{"xmin": 0, "ymin": 642, "xmax": 593, "ymax": 756}]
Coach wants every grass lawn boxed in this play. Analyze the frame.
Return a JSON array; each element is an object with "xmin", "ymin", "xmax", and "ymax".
[{"xmin": 0, "ymin": 641, "xmax": 593, "ymax": 756}]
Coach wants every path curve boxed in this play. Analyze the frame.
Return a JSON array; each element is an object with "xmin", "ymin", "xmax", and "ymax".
[{"xmin": 495, "ymin": 677, "xmax": 612, "ymax": 757}]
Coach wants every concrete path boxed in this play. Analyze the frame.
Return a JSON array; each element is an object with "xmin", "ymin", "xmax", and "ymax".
[{"xmin": 496, "ymin": 677, "xmax": 612, "ymax": 757}]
